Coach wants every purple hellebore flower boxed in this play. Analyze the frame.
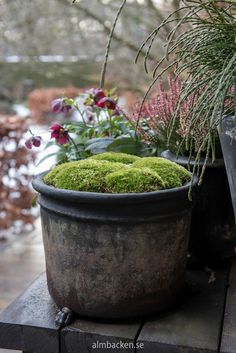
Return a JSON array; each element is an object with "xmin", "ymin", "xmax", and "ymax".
[
  {"xmin": 96, "ymin": 97, "xmax": 117, "ymax": 110},
  {"xmin": 25, "ymin": 136, "xmax": 42, "ymax": 149},
  {"xmin": 113, "ymin": 107, "xmax": 121, "ymax": 116},
  {"xmin": 51, "ymin": 98, "xmax": 72, "ymax": 113},
  {"xmin": 93, "ymin": 89, "xmax": 106, "ymax": 103}
]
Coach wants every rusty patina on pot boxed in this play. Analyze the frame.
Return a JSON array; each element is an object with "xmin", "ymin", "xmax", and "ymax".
[{"xmin": 33, "ymin": 174, "xmax": 197, "ymax": 319}]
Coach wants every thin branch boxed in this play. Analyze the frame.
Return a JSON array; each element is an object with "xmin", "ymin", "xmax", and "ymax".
[{"xmin": 100, "ymin": 0, "xmax": 127, "ymax": 88}]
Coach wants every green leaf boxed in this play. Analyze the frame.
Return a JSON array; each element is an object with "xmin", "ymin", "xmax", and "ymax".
[
  {"xmin": 36, "ymin": 152, "xmax": 59, "ymax": 166},
  {"xmin": 85, "ymin": 137, "xmax": 114, "ymax": 146},
  {"xmin": 44, "ymin": 140, "xmax": 55, "ymax": 150},
  {"xmin": 107, "ymin": 137, "xmax": 142, "ymax": 155},
  {"xmin": 85, "ymin": 137, "xmax": 114, "ymax": 154},
  {"xmin": 31, "ymin": 194, "xmax": 38, "ymax": 207}
]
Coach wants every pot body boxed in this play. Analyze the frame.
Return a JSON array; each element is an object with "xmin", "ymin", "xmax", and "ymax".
[
  {"xmin": 218, "ymin": 115, "xmax": 236, "ymax": 219},
  {"xmin": 161, "ymin": 150, "xmax": 236, "ymax": 264},
  {"xmin": 33, "ymin": 174, "xmax": 196, "ymax": 319}
]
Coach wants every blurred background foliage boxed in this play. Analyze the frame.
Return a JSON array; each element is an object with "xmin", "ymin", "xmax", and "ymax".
[{"xmin": 0, "ymin": 0, "xmax": 182, "ymax": 97}]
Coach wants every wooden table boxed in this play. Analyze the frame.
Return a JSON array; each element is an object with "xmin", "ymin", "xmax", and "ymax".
[{"xmin": 0, "ymin": 260, "xmax": 235, "ymax": 353}]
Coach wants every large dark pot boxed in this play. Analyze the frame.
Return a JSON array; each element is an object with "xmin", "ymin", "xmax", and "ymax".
[
  {"xmin": 161, "ymin": 150, "xmax": 236, "ymax": 265},
  {"xmin": 33, "ymin": 173, "xmax": 197, "ymax": 319},
  {"xmin": 218, "ymin": 115, "xmax": 236, "ymax": 219}
]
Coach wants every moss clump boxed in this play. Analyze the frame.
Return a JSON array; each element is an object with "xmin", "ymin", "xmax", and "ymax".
[
  {"xmin": 47, "ymin": 159, "xmax": 126, "ymax": 192},
  {"xmin": 43, "ymin": 153, "xmax": 192, "ymax": 193},
  {"xmin": 105, "ymin": 168, "xmax": 165, "ymax": 193},
  {"xmin": 133, "ymin": 157, "xmax": 191, "ymax": 189},
  {"xmin": 43, "ymin": 161, "xmax": 79, "ymax": 186},
  {"xmin": 90, "ymin": 152, "xmax": 140, "ymax": 164}
]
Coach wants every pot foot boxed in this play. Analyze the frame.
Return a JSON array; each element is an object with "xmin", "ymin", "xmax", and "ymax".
[{"xmin": 55, "ymin": 307, "xmax": 74, "ymax": 328}]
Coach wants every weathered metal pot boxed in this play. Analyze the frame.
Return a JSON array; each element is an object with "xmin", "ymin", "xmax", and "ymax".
[
  {"xmin": 33, "ymin": 173, "xmax": 197, "ymax": 319},
  {"xmin": 161, "ymin": 150, "xmax": 236, "ymax": 265}
]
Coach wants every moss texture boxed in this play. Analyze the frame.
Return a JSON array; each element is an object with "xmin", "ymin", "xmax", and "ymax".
[
  {"xmin": 105, "ymin": 168, "xmax": 165, "ymax": 193},
  {"xmin": 44, "ymin": 153, "xmax": 192, "ymax": 193},
  {"xmin": 90, "ymin": 152, "xmax": 140, "ymax": 164},
  {"xmin": 133, "ymin": 157, "xmax": 191, "ymax": 189},
  {"xmin": 43, "ymin": 161, "xmax": 79, "ymax": 186},
  {"xmin": 46, "ymin": 159, "xmax": 126, "ymax": 192}
]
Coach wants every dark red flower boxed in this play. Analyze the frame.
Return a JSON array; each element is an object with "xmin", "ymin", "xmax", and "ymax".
[
  {"xmin": 50, "ymin": 123, "xmax": 69, "ymax": 144},
  {"xmin": 51, "ymin": 98, "xmax": 72, "ymax": 113},
  {"xmin": 25, "ymin": 136, "xmax": 42, "ymax": 149},
  {"xmin": 96, "ymin": 97, "xmax": 116, "ymax": 110},
  {"xmin": 93, "ymin": 89, "xmax": 106, "ymax": 103}
]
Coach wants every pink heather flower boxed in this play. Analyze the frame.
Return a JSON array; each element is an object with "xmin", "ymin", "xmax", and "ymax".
[
  {"xmin": 93, "ymin": 89, "xmax": 106, "ymax": 103},
  {"xmin": 51, "ymin": 98, "xmax": 72, "ymax": 113},
  {"xmin": 25, "ymin": 136, "xmax": 42, "ymax": 149},
  {"xmin": 96, "ymin": 97, "xmax": 116, "ymax": 110},
  {"xmin": 50, "ymin": 123, "xmax": 69, "ymax": 145}
]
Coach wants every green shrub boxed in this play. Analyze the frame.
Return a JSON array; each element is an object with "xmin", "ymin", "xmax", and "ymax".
[
  {"xmin": 90, "ymin": 152, "xmax": 140, "ymax": 164},
  {"xmin": 105, "ymin": 168, "xmax": 165, "ymax": 193},
  {"xmin": 133, "ymin": 157, "xmax": 191, "ymax": 189}
]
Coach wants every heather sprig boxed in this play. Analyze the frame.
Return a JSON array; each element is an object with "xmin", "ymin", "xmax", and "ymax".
[{"xmin": 130, "ymin": 75, "xmax": 216, "ymax": 156}]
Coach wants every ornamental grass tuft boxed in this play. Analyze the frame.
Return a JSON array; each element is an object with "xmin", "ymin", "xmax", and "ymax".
[{"xmin": 136, "ymin": 0, "xmax": 236, "ymax": 183}]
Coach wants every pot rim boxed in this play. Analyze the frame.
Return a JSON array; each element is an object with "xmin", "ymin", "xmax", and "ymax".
[
  {"xmin": 161, "ymin": 150, "xmax": 224, "ymax": 169},
  {"xmin": 32, "ymin": 172, "xmax": 198, "ymax": 205}
]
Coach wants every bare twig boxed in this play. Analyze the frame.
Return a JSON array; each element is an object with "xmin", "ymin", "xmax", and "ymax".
[{"xmin": 100, "ymin": 0, "xmax": 127, "ymax": 88}]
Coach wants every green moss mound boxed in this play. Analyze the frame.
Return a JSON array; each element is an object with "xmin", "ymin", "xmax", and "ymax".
[
  {"xmin": 43, "ymin": 161, "xmax": 79, "ymax": 186},
  {"xmin": 47, "ymin": 159, "xmax": 126, "ymax": 192},
  {"xmin": 105, "ymin": 168, "xmax": 165, "ymax": 193},
  {"xmin": 43, "ymin": 153, "xmax": 192, "ymax": 193},
  {"xmin": 133, "ymin": 157, "xmax": 191, "ymax": 189},
  {"xmin": 90, "ymin": 152, "xmax": 140, "ymax": 164}
]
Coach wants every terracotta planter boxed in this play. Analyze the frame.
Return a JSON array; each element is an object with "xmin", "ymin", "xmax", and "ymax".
[
  {"xmin": 161, "ymin": 150, "xmax": 236, "ymax": 265},
  {"xmin": 33, "ymin": 173, "xmax": 197, "ymax": 319}
]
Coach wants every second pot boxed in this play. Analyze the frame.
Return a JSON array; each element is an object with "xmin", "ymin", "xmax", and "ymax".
[{"xmin": 161, "ymin": 150, "xmax": 236, "ymax": 265}]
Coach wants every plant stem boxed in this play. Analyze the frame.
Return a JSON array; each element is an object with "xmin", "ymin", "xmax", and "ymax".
[
  {"xmin": 74, "ymin": 104, "xmax": 86, "ymax": 125},
  {"xmin": 100, "ymin": 0, "xmax": 127, "ymax": 89},
  {"xmin": 69, "ymin": 136, "xmax": 80, "ymax": 157},
  {"xmin": 108, "ymin": 110, "xmax": 113, "ymax": 137}
]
